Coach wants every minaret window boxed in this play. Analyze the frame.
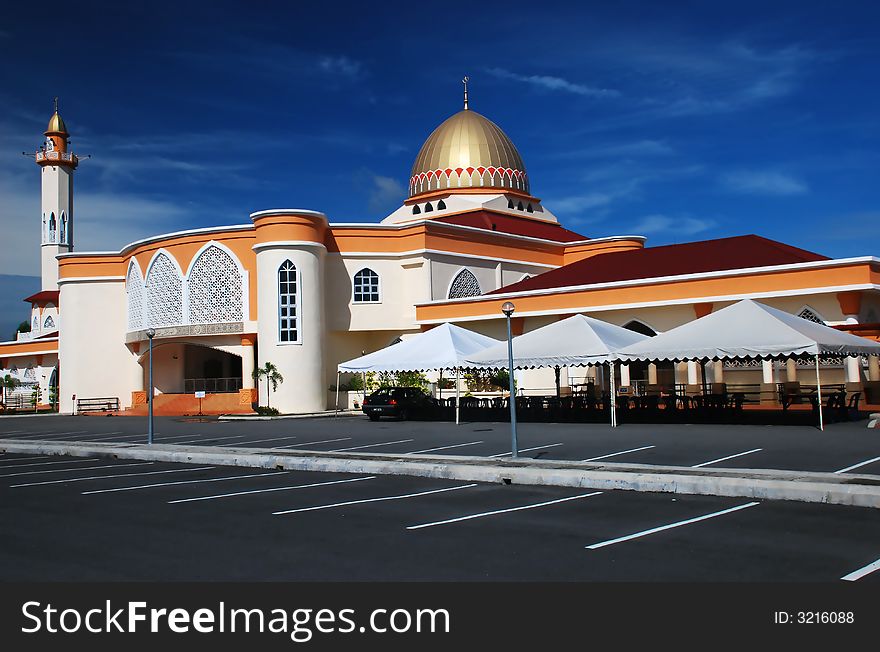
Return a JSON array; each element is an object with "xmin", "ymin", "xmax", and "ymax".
[
  {"xmin": 32, "ymin": 316, "xmax": 39, "ymax": 331},
  {"xmin": 187, "ymin": 245, "xmax": 245, "ymax": 324},
  {"xmin": 448, "ymin": 268, "xmax": 482, "ymax": 299},
  {"xmin": 48, "ymin": 212, "xmax": 56, "ymax": 242},
  {"xmin": 353, "ymin": 268, "xmax": 380, "ymax": 303},
  {"xmin": 59, "ymin": 211, "xmax": 66, "ymax": 243},
  {"xmin": 145, "ymin": 252, "xmax": 184, "ymax": 327},
  {"xmin": 278, "ymin": 260, "xmax": 299, "ymax": 343}
]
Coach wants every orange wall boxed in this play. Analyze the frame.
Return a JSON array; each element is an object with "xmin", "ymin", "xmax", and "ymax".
[{"xmin": 416, "ymin": 262, "xmax": 877, "ymax": 322}]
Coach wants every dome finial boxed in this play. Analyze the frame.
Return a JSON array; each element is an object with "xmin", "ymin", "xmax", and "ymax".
[
  {"xmin": 54, "ymin": 96, "xmax": 59, "ymax": 113},
  {"xmin": 462, "ymin": 76, "xmax": 469, "ymax": 110}
]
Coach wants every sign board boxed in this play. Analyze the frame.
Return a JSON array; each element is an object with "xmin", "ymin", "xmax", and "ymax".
[{"xmin": 194, "ymin": 391, "xmax": 206, "ymax": 399}]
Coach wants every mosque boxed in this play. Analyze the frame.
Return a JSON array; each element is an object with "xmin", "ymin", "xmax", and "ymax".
[{"xmin": 2, "ymin": 86, "xmax": 879, "ymax": 415}]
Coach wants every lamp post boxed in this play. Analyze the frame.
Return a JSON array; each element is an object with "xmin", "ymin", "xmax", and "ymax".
[
  {"xmin": 501, "ymin": 301, "xmax": 518, "ymax": 458},
  {"xmin": 146, "ymin": 328, "xmax": 156, "ymax": 445}
]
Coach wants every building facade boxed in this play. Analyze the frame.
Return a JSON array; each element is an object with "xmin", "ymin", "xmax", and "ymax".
[{"xmin": 2, "ymin": 97, "xmax": 879, "ymax": 414}]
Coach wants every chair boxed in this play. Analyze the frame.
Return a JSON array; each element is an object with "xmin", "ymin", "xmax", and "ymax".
[{"xmin": 847, "ymin": 392, "xmax": 862, "ymax": 421}]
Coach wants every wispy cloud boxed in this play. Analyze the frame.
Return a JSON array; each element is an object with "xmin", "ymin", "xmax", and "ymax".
[
  {"xmin": 485, "ymin": 67, "xmax": 620, "ymax": 98},
  {"xmin": 721, "ymin": 170, "xmax": 808, "ymax": 196},
  {"xmin": 318, "ymin": 55, "xmax": 364, "ymax": 78},
  {"xmin": 629, "ymin": 214, "xmax": 716, "ymax": 236},
  {"xmin": 549, "ymin": 139, "xmax": 674, "ymax": 160},
  {"xmin": 363, "ymin": 174, "xmax": 406, "ymax": 215}
]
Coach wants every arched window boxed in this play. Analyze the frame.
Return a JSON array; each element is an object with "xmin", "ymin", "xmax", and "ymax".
[
  {"xmin": 517, "ymin": 201, "xmax": 524, "ymax": 211},
  {"xmin": 353, "ymin": 268, "xmax": 380, "ymax": 303},
  {"xmin": 187, "ymin": 245, "xmax": 244, "ymax": 324},
  {"xmin": 43, "ymin": 315, "xmax": 55, "ymax": 329},
  {"xmin": 448, "ymin": 269, "xmax": 482, "ymax": 299},
  {"xmin": 797, "ymin": 307, "xmax": 825, "ymax": 324},
  {"xmin": 623, "ymin": 320, "xmax": 657, "ymax": 337},
  {"xmin": 278, "ymin": 260, "xmax": 299, "ymax": 343},
  {"xmin": 437, "ymin": 199, "xmax": 446, "ymax": 210},
  {"xmin": 145, "ymin": 252, "xmax": 183, "ymax": 327},
  {"xmin": 32, "ymin": 316, "xmax": 38, "ymax": 331},
  {"xmin": 126, "ymin": 261, "xmax": 145, "ymax": 331},
  {"xmin": 424, "ymin": 202, "xmax": 433, "ymax": 212},
  {"xmin": 412, "ymin": 204, "xmax": 421, "ymax": 215},
  {"xmin": 59, "ymin": 211, "xmax": 67, "ymax": 243},
  {"xmin": 48, "ymin": 212, "xmax": 56, "ymax": 242},
  {"xmin": 507, "ymin": 199, "xmax": 515, "ymax": 209},
  {"xmin": 526, "ymin": 203, "xmax": 533, "ymax": 213}
]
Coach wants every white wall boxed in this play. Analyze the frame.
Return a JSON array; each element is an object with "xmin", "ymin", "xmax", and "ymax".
[{"xmin": 58, "ymin": 280, "xmax": 139, "ymax": 413}]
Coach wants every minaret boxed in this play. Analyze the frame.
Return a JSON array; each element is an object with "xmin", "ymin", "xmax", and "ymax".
[{"xmin": 35, "ymin": 98, "xmax": 78, "ymax": 290}]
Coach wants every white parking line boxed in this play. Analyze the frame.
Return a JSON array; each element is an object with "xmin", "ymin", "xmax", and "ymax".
[
  {"xmin": 0, "ymin": 455, "xmax": 52, "ymax": 463},
  {"xmin": 278, "ymin": 437, "xmax": 352, "ymax": 448},
  {"xmin": 841, "ymin": 558, "xmax": 880, "ymax": 581},
  {"xmin": 405, "ymin": 441, "xmax": 484, "ymax": 455},
  {"xmin": 168, "ymin": 476, "xmax": 376, "ymax": 504},
  {"xmin": 330, "ymin": 439, "xmax": 414, "ymax": 452},
  {"xmin": 407, "ymin": 491, "xmax": 604, "ymax": 530},
  {"xmin": 691, "ymin": 449, "xmax": 763, "ymax": 468},
  {"xmin": 489, "ymin": 443, "xmax": 564, "ymax": 458},
  {"xmin": 581, "ymin": 445, "xmax": 656, "ymax": 462},
  {"xmin": 82, "ymin": 471, "xmax": 290, "ymax": 495},
  {"xmin": 0, "ymin": 462, "xmax": 154, "ymax": 479},
  {"xmin": 237, "ymin": 436, "xmax": 300, "ymax": 446},
  {"xmin": 834, "ymin": 456, "xmax": 880, "ymax": 474},
  {"xmin": 585, "ymin": 501, "xmax": 761, "ymax": 549},
  {"xmin": 12, "ymin": 466, "xmax": 216, "ymax": 488},
  {"xmin": 273, "ymin": 483, "xmax": 479, "ymax": 515},
  {"xmin": 173, "ymin": 435, "xmax": 249, "ymax": 445},
  {"xmin": 0, "ymin": 458, "xmax": 100, "ymax": 470},
  {"xmin": 62, "ymin": 432, "xmax": 132, "ymax": 442},
  {"xmin": 17, "ymin": 430, "xmax": 90, "ymax": 438}
]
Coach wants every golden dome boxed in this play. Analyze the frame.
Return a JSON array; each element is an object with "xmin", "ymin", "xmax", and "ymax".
[
  {"xmin": 409, "ymin": 109, "xmax": 529, "ymax": 198},
  {"xmin": 46, "ymin": 111, "xmax": 68, "ymax": 134}
]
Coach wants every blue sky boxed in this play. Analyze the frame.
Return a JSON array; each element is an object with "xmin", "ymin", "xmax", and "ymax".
[{"xmin": 2, "ymin": 0, "xmax": 880, "ymax": 277}]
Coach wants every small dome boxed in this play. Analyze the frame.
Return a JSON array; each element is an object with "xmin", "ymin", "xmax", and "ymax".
[
  {"xmin": 46, "ymin": 111, "xmax": 68, "ymax": 134},
  {"xmin": 409, "ymin": 109, "xmax": 529, "ymax": 198}
]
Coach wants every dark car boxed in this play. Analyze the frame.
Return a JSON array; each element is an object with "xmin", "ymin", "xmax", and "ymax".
[{"xmin": 362, "ymin": 386, "xmax": 433, "ymax": 421}]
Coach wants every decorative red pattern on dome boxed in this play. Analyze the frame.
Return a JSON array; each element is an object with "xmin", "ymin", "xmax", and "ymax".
[{"xmin": 409, "ymin": 166, "xmax": 530, "ymax": 197}]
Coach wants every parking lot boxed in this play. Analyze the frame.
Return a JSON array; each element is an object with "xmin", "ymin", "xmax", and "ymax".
[
  {"xmin": 2, "ymin": 413, "xmax": 880, "ymax": 476},
  {"xmin": 0, "ymin": 450, "xmax": 878, "ymax": 581}
]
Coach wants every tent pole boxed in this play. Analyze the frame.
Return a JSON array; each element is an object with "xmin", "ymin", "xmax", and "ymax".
[
  {"xmin": 609, "ymin": 360, "xmax": 617, "ymax": 428},
  {"xmin": 438, "ymin": 369, "xmax": 443, "ymax": 402},
  {"xmin": 555, "ymin": 365, "xmax": 561, "ymax": 400},
  {"xmin": 335, "ymin": 371, "xmax": 340, "ymax": 417},
  {"xmin": 455, "ymin": 367, "xmax": 460, "ymax": 425},
  {"xmin": 815, "ymin": 354, "xmax": 824, "ymax": 432}
]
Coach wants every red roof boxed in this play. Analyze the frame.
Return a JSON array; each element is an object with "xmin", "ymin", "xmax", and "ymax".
[
  {"xmin": 490, "ymin": 235, "xmax": 829, "ymax": 294},
  {"xmin": 433, "ymin": 210, "xmax": 588, "ymax": 243},
  {"xmin": 23, "ymin": 290, "xmax": 59, "ymax": 304}
]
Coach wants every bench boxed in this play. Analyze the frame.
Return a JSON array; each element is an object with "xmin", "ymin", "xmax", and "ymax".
[{"xmin": 76, "ymin": 397, "xmax": 119, "ymax": 414}]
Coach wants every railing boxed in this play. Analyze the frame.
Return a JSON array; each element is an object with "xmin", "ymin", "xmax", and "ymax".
[
  {"xmin": 184, "ymin": 377, "xmax": 243, "ymax": 394},
  {"xmin": 35, "ymin": 151, "xmax": 77, "ymax": 164}
]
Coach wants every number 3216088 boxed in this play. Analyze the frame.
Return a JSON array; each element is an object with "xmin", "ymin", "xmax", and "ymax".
[{"xmin": 774, "ymin": 612, "xmax": 854, "ymax": 624}]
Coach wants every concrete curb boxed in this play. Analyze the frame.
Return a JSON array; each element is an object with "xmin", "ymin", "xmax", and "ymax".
[
  {"xmin": 218, "ymin": 411, "xmax": 361, "ymax": 421},
  {"xmin": 2, "ymin": 438, "xmax": 880, "ymax": 508}
]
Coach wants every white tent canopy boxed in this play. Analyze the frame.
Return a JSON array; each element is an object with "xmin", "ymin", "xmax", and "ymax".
[
  {"xmin": 337, "ymin": 322, "xmax": 501, "ymax": 372},
  {"xmin": 465, "ymin": 314, "xmax": 649, "ymax": 369},
  {"xmin": 614, "ymin": 299, "xmax": 880, "ymax": 362}
]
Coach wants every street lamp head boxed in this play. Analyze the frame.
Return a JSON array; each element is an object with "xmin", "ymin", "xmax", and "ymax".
[
  {"xmin": 501, "ymin": 301, "xmax": 516, "ymax": 317},
  {"xmin": 146, "ymin": 328, "xmax": 156, "ymax": 339}
]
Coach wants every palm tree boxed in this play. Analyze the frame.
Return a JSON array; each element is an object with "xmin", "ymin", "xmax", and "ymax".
[
  {"xmin": 2, "ymin": 374, "xmax": 21, "ymax": 408},
  {"xmin": 252, "ymin": 361, "xmax": 283, "ymax": 409}
]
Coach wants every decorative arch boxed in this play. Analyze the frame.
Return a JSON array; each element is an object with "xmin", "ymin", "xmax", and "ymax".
[
  {"xmin": 185, "ymin": 242, "xmax": 245, "ymax": 324},
  {"xmin": 447, "ymin": 268, "xmax": 482, "ymax": 299},
  {"xmin": 43, "ymin": 315, "xmax": 55, "ymax": 329},
  {"xmin": 126, "ymin": 259, "xmax": 145, "ymax": 332},
  {"xmin": 797, "ymin": 306, "xmax": 825, "ymax": 324},
  {"xmin": 145, "ymin": 250, "xmax": 184, "ymax": 327},
  {"xmin": 353, "ymin": 268, "xmax": 380, "ymax": 303},
  {"xmin": 622, "ymin": 319, "xmax": 658, "ymax": 337}
]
